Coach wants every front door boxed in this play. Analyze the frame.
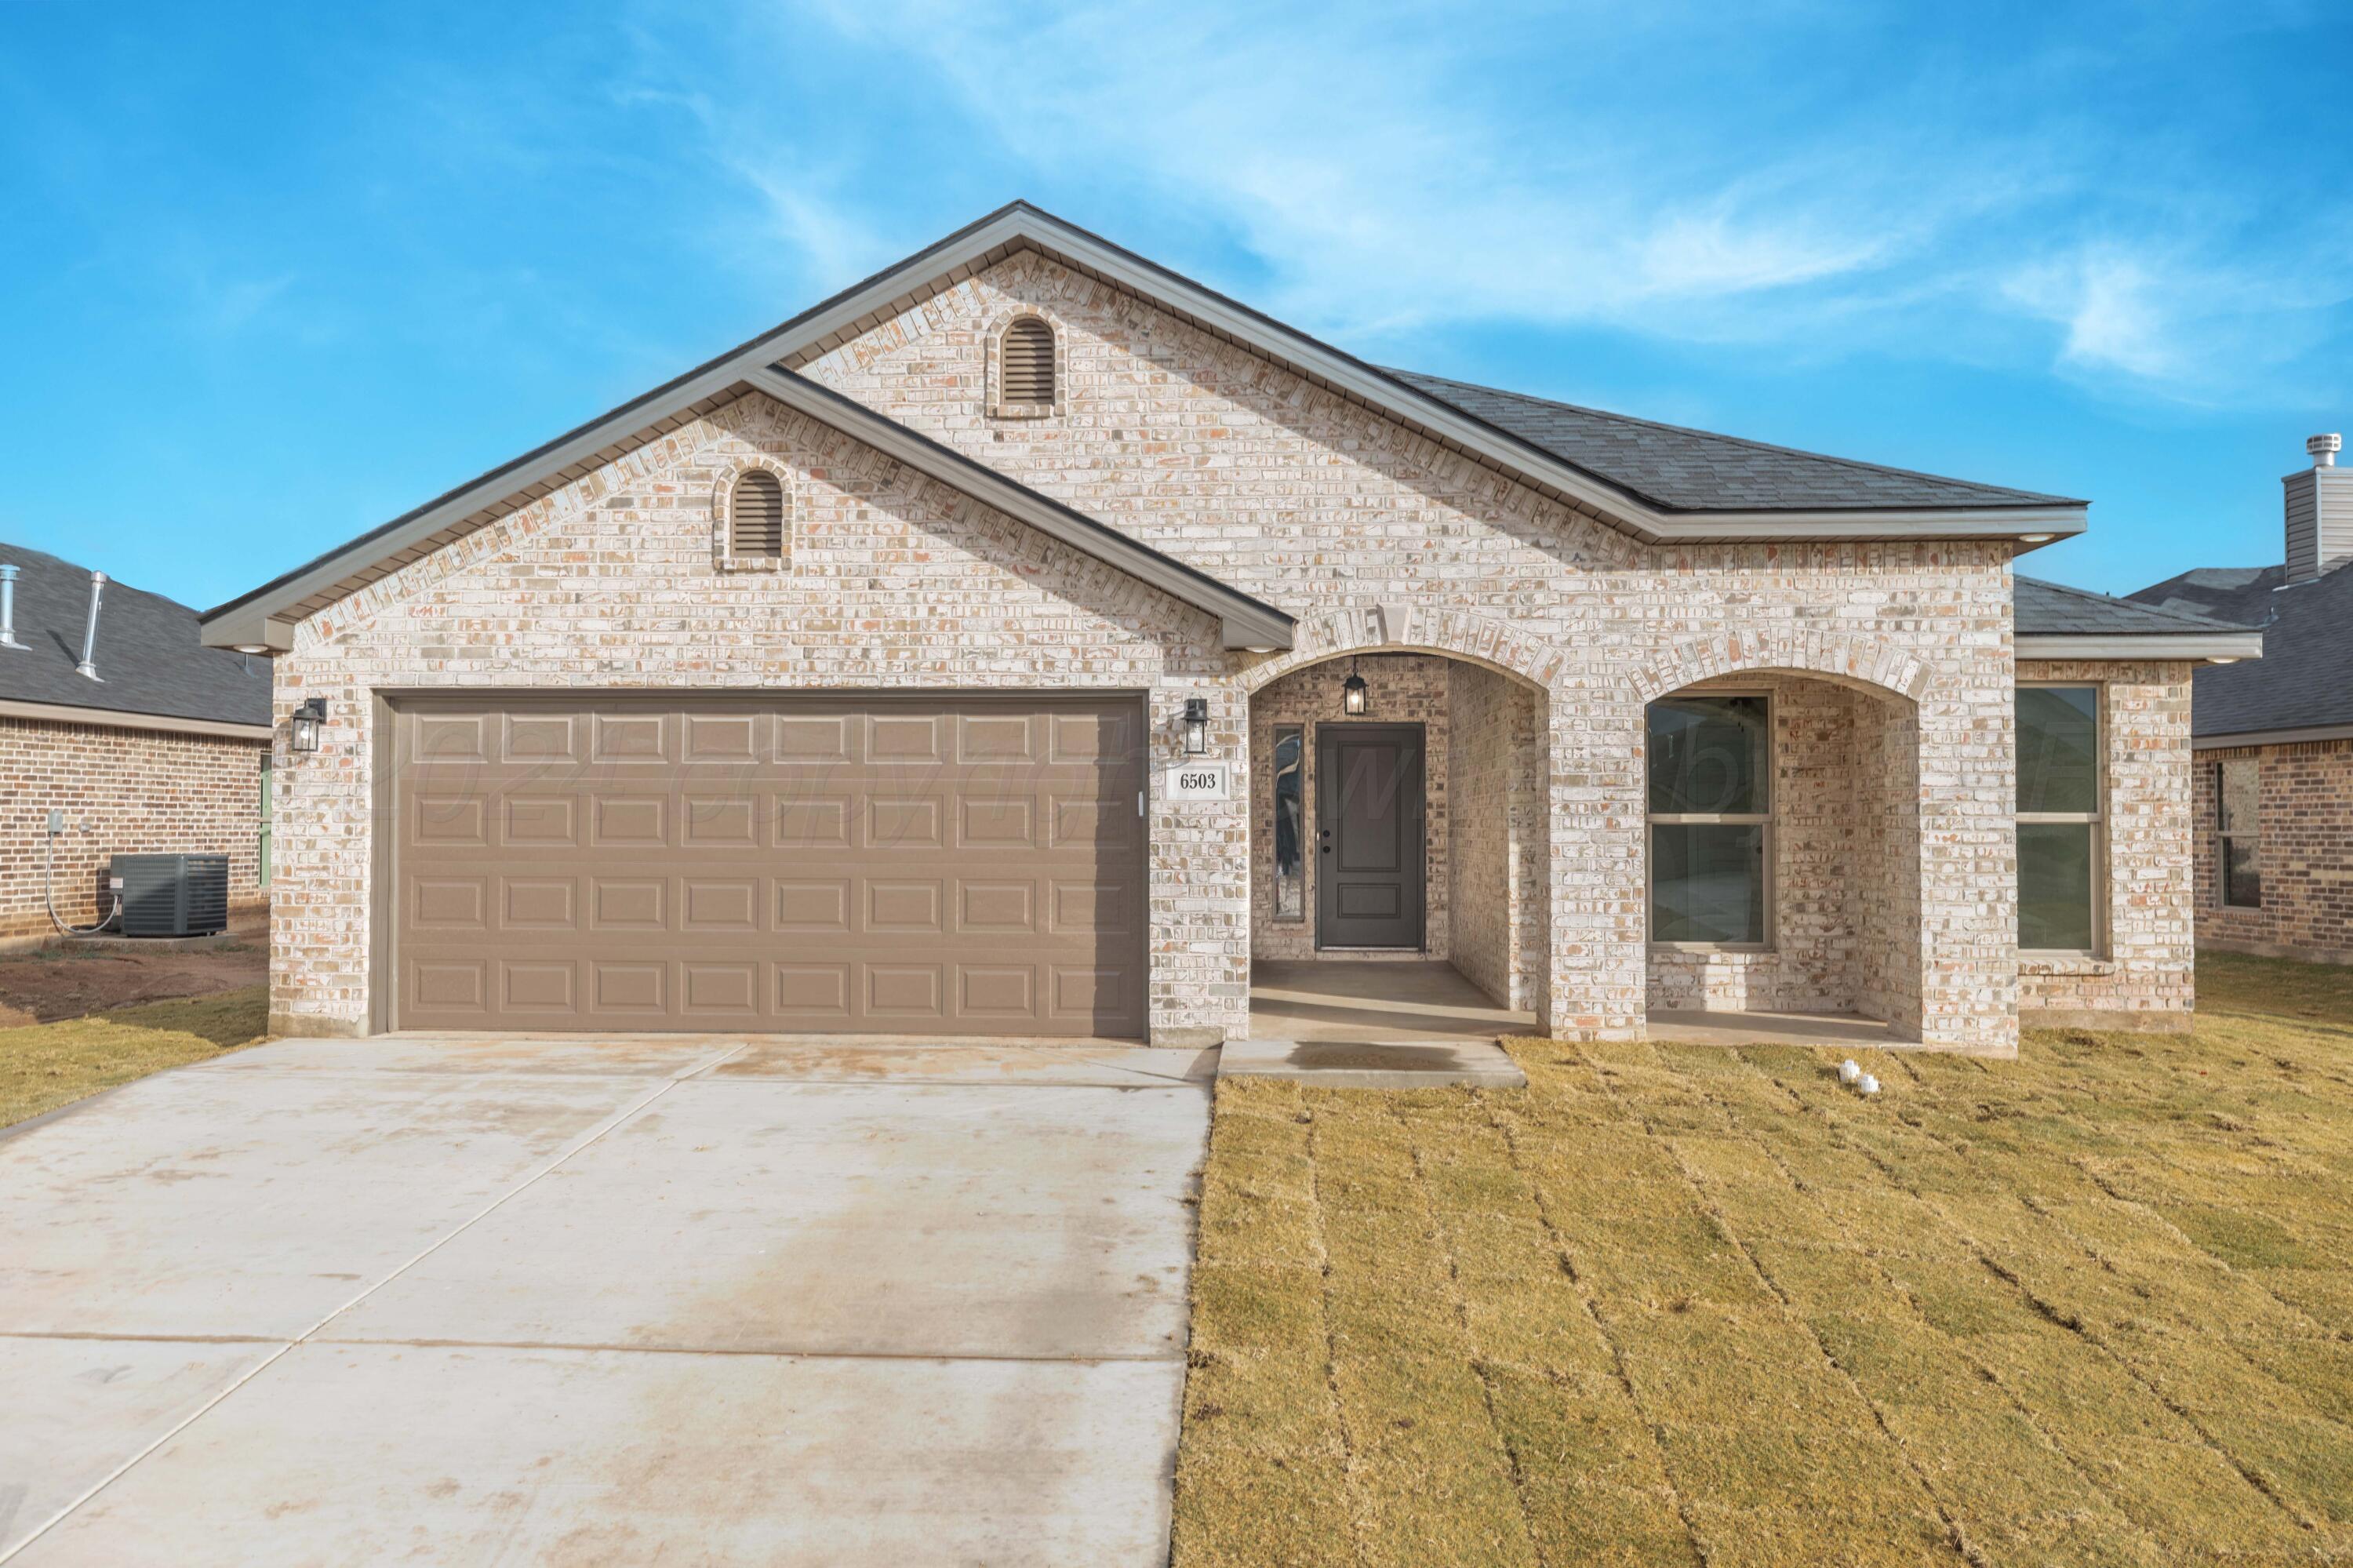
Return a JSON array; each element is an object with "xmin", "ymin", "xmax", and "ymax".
[{"xmin": 1315, "ymin": 724, "xmax": 1426, "ymax": 949}]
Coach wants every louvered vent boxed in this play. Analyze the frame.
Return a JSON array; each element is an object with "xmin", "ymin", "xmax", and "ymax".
[
  {"xmin": 1000, "ymin": 317, "xmax": 1056, "ymax": 409},
  {"xmin": 729, "ymin": 471, "xmax": 785, "ymax": 560}
]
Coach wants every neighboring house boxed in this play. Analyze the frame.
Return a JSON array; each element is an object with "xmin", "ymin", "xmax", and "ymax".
[
  {"xmin": 199, "ymin": 203, "xmax": 2260, "ymax": 1053},
  {"xmin": 0, "ymin": 544, "xmax": 274, "ymax": 943},
  {"xmin": 2129, "ymin": 435, "xmax": 2353, "ymax": 965}
]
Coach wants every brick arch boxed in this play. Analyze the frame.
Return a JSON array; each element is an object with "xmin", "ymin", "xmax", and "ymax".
[
  {"xmin": 1628, "ymin": 628, "xmax": 1933, "ymax": 707},
  {"xmin": 1240, "ymin": 603, "xmax": 1565, "ymax": 694}
]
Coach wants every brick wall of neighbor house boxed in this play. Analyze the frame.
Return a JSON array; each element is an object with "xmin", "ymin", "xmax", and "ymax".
[
  {"xmin": 275, "ymin": 248, "xmax": 2064, "ymax": 1052},
  {"xmin": 1645, "ymin": 675, "xmax": 1922, "ymax": 1030},
  {"xmin": 1247, "ymin": 655, "xmax": 1451, "ymax": 963},
  {"xmin": 0, "ymin": 716, "xmax": 267, "ymax": 940},
  {"xmin": 1445, "ymin": 662, "xmax": 1547, "ymax": 1015},
  {"xmin": 2193, "ymin": 737, "xmax": 2353, "ymax": 966},
  {"xmin": 2013, "ymin": 660, "xmax": 2198, "ymax": 1028}
]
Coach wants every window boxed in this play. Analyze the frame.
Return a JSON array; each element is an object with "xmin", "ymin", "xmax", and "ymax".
[
  {"xmin": 2017, "ymin": 685, "xmax": 2101, "ymax": 951},
  {"xmin": 995, "ymin": 315, "xmax": 1056, "ymax": 413},
  {"xmin": 1271, "ymin": 726, "xmax": 1305, "ymax": 921},
  {"xmin": 257, "ymin": 753, "xmax": 272, "ymax": 890},
  {"xmin": 726, "ymin": 470, "xmax": 785, "ymax": 565},
  {"xmin": 2217, "ymin": 757, "xmax": 2262, "ymax": 908},
  {"xmin": 1648, "ymin": 693, "xmax": 1770, "ymax": 945}
]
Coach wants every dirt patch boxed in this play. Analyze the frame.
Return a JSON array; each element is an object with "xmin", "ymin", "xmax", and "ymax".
[{"xmin": 0, "ymin": 940, "xmax": 267, "ymax": 1028}]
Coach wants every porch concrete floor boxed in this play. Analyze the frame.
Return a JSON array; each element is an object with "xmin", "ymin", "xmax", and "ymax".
[
  {"xmin": 1248, "ymin": 959, "xmax": 1534, "ymax": 1044},
  {"xmin": 1645, "ymin": 1008, "xmax": 1917, "ymax": 1048},
  {"xmin": 1235, "ymin": 960, "xmax": 1532, "ymax": 1087}
]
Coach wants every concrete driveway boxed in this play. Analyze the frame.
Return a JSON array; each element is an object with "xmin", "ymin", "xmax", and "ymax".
[{"xmin": 0, "ymin": 1034, "xmax": 1213, "ymax": 1565}]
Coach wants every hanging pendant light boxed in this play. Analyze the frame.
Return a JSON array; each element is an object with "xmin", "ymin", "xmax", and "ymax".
[{"xmin": 1340, "ymin": 657, "xmax": 1369, "ymax": 716}]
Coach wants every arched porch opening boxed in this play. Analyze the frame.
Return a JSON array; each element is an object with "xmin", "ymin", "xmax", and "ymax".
[
  {"xmin": 1242, "ymin": 647, "xmax": 1553, "ymax": 1044},
  {"xmin": 1640, "ymin": 668, "xmax": 1925, "ymax": 1046}
]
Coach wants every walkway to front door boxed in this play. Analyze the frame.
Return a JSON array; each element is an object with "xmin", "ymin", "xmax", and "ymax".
[{"xmin": 0, "ymin": 1034, "xmax": 1212, "ymax": 1564}]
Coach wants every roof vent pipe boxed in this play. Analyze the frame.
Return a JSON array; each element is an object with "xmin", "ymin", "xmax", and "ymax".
[
  {"xmin": 75, "ymin": 571, "xmax": 107, "ymax": 682},
  {"xmin": 2311, "ymin": 433, "xmax": 2342, "ymax": 468},
  {"xmin": 0, "ymin": 565, "xmax": 24, "ymax": 651}
]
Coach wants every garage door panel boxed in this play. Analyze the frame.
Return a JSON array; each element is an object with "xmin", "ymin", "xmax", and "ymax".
[
  {"xmin": 682, "ymin": 795, "xmax": 760, "ymax": 847},
  {"xmin": 775, "ymin": 794, "xmax": 853, "ymax": 849},
  {"xmin": 500, "ymin": 879, "xmax": 577, "ymax": 930},
  {"xmin": 681, "ymin": 879, "xmax": 759, "ymax": 933},
  {"xmin": 866, "ymin": 881, "xmax": 944, "ymax": 933},
  {"xmin": 591, "ymin": 711, "xmax": 670, "ymax": 762},
  {"xmin": 504, "ymin": 796, "xmax": 578, "ymax": 847},
  {"xmin": 501, "ymin": 961, "xmax": 576, "ymax": 1013},
  {"xmin": 503, "ymin": 712, "xmax": 580, "ymax": 762},
  {"xmin": 958, "ymin": 881, "xmax": 1037, "ymax": 934},
  {"xmin": 395, "ymin": 695, "xmax": 1146, "ymax": 1036},
  {"xmin": 590, "ymin": 879, "xmax": 666, "ymax": 931},
  {"xmin": 410, "ymin": 796, "xmax": 487, "ymax": 847},
  {"xmin": 775, "ymin": 964, "xmax": 852, "ymax": 1017},
  {"xmin": 775, "ymin": 879, "xmax": 852, "ymax": 933},
  {"xmin": 409, "ymin": 877, "xmax": 488, "ymax": 931}
]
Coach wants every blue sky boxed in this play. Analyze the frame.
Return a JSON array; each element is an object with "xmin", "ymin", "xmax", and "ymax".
[{"xmin": 5, "ymin": 1, "xmax": 2349, "ymax": 609}]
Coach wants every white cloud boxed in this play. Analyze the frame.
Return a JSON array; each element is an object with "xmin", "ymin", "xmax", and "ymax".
[{"xmin": 709, "ymin": 0, "xmax": 2352, "ymax": 406}]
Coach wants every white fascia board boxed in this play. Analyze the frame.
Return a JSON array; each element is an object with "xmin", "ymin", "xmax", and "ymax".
[
  {"xmin": 2192, "ymin": 722, "xmax": 2353, "ymax": 751},
  {"xmin": 2015, "ymin": 633, "xmax": 2266, "ymax": 661}
]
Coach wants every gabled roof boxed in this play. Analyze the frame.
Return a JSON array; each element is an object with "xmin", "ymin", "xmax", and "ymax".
[
  {"xmin": 1, "ymin": 544, "xmax": 271, "ymax": 733},
  {"xmin": 202, "ymin": 201, "xmax": 2089, "ymax": 652},
  {"xmin": 2128, "ymin": 562, "xmax": 2353, "ymax": 740},
  {"xmin": 1395, "ymin": 371, "xmax": 2081, "ymax": 513}
]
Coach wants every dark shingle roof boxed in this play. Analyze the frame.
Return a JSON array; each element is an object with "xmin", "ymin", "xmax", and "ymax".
[
  {"xmin": 1389, "ymin": 370, "xmax": 2083, "ymax": 514},
  {"xmin": 0, "ymin": 544, "xmax": 271, "ymax": 726},
  {"xmin": 2128, "ymin": 562, "xmax": 2353, "ymax": 737},
  {"xmin": 2014, "ymin": 576, "xmax": 2253, "ymax": 638}
]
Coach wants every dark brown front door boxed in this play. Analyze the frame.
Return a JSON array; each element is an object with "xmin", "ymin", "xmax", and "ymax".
[
  {"xmin": 1315, "ymin": 724, "xmax": 1426, "ymax": 950},
  {"xmin": 387, "ymin": 693, "xmax": 1148, "ymax": 1037}
]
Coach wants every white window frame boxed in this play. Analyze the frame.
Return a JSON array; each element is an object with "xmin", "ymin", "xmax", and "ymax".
[
  {"xmin": 2215, "ymin": 755, "xmax": 2262, "ymax": 910},
  {"xmin": 1646, "ymin": 689, "xmax": 1775, "ymax": 952},
  {"xmin": 2016, "ymin": 680, "xmax": 2106, "ymax": 957}
]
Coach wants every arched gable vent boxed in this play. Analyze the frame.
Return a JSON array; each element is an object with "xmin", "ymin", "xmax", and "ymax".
[
  {"xmin": 998, "ymin": 316, "xmax": 1056, "ymax": 410},
  {"xmin": 729, "ymin": 470, "xmax": 785, "ymax": 561}
]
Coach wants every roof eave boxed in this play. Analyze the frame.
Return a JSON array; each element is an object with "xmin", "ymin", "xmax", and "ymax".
[
  {"xmin": 2016, "ymin": 632, "xmax": 2265, "ymax": 661},
  {"xmin": 2192, "ymin": 721, "xmax": 2353, "ymax": 751}
]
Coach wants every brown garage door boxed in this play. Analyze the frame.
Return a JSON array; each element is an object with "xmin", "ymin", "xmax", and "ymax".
[{"xmin": 387, "ymin": 693, "xmax": 1147, "ymax": 1037}]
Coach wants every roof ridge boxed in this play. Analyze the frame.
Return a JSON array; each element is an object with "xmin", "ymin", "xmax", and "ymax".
[{"xmin": 1390, "ymin": 368, "xmax": 2083, "ymax": 508}]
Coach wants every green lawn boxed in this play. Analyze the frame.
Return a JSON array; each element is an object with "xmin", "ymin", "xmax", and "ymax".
[
  {"xmin": 1173, "ymin": 952, "xmax": 2353, "ymax": 1566},
  {"xmin": 0, "ymin": 984, "xmax": 269, "ymax": 1130}
]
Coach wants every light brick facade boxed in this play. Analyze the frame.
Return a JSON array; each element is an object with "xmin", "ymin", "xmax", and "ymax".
[
  {"xmin": 260, "ymin": 245, "xmax": 2200, "ymax": 1053},
  {"xmin": 2191, "ymin": 737, "xmax": 2353, "ymax": 966},
  {"xmin": 2013, "ymin": 660, "xmax": 2198, "ymax": 1028},
  {"xmin": 1, "ymin": 716, "xmax": 267, "ymax": 942}
]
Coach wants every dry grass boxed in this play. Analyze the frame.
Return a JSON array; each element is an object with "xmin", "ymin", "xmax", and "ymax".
[
  {"xmin": 0, "ymin": 984, "xmax": 267, "ymax": 1129},
  {"xmin": 1173, "ymin": 951, "xmax": 2353, "ymax": 1566}
]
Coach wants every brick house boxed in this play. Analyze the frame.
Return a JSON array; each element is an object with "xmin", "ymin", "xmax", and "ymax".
[
  {"xmin": 1, "ymin": 545, "xmax": 273, "ymax": 944},
  {"xmin": 2130, "ymin": 435, "xmax": 2353, "ymax": 965},
  {"xmin": 199, "ymin": 204, "xmax": 2260, "ymax": 1053}
]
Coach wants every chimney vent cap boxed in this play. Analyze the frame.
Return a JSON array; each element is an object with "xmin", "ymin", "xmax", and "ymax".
[{"xmin": 2310, "ymin": 433, "xmax": 2342, "ymax": 467}]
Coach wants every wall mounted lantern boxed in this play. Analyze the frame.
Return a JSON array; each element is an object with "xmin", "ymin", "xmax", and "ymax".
[
  {"xmin": 290, "ymin": 697, "xmax": 327, "ymax": 755},
  {"xmin": 1182, "ymin": 697, "xmax": 1210, "ymax": 755},
  {"xmin": 1340, "ymin": 657, "xmax": 1369, "ymax": 716}
]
